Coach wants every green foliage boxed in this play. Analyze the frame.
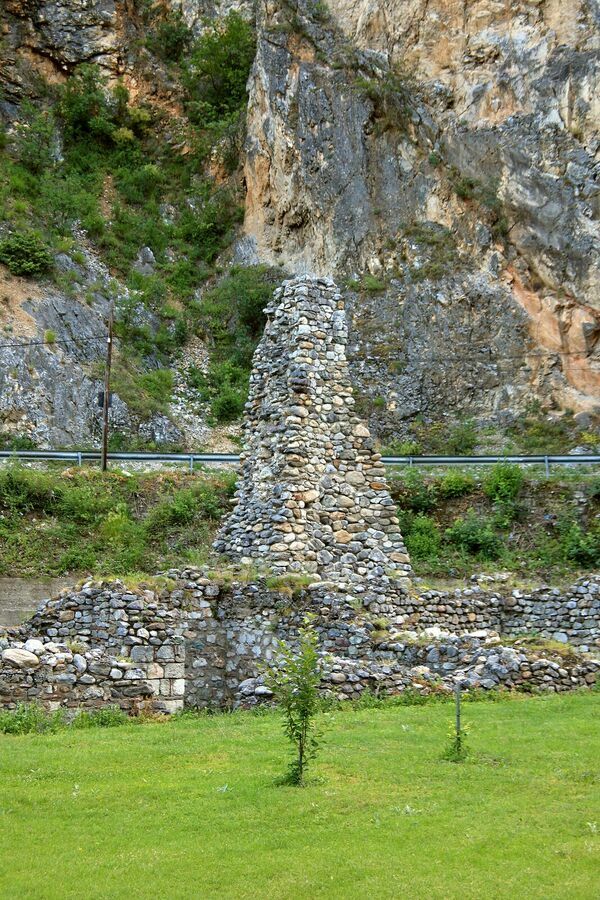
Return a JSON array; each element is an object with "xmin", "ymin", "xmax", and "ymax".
[
  {"xmin": 354, "ymin": 66, "xmax": 418, "ymax": 133},
  {"xmin": 484, "ymin": 462, "xmax": 524, "ymax": 525},
  {"xmin": 411, "ymin": 419, "xmax": 479, "ymax": 455},
  {"xmin": 392, "ymin": 470, "xmax": 436, "ymax": 513},
  {"xmin": 183, "ymin": 13, "xmax": 256, "ymax": 124},
  {"xmin": 437, "ymin": 472, "xmax": 476, "ymax": 499},
  {"xmin": 13, "ymin": 102, "xmax": 56, "ymax": 174},
  {"xmin": 193, "ymin": 265, "xmax": 283, "ymax": 422},
  {"xmin": 265, "ymin": 619, "xmax": 323, "ymax": 786},
  {"xmin": 404, "ymin": 515, "xmax": 441, "ymax": 560},
  {"xmin": 0, "ymin": 432, "xmax": 37, "ymax": 451},
  {"xmin": 0, "ymin": 45, "xmax": 250, "ymax": 377},
  {"xmin": 556, "ymin": 519, "xmax": 600, "ymax": 567},
  {"xmin": 0, "ymin": 466, "xmax": 58, "ymax": 516},
  {"xmin": 0, "ymin": 468, "xmax": 235, "ymax": 577},
  {"xmin": 402, "ymin": 222, "xmax": 460, "ymax": 283},
  {"xmin": 442, "ymin": 715, "xmax": 470, "ymax": 762},
  {"xmin": 71, "ymin": 706, "xmax": 128, "ymax": 729},
  {"xmin": 381, "ymin": 439, "xmax": 421, "ymax": 457},
  {"xmin": 176, "ymin": 185, "xmax": 242, "ymax": 263},
  {"xmin": 484, "ymin": 463, "xmax": 524, "ymax": 504},
  {"xmin": 58, "ymin": 64, "xmax": 115, "ymax": 144},
  {"xmin": 0, "ymin": 231, "xmax": 53, "ymax": 277},
  {"xmin": 362, "ymin": 274, "xmax": 387, "ymax": 292},
  {"xmin": 146, "ymin": 482, "xmax": 227, "ymax": 530},
  {"xmin": 448, "ymin": 169, "xmax": 508, "ymax": 240},
  {"xmin": 447, "ymin": 420, "xmax": 478, "ymax": 455},
  {"xmin": 445, "ymin": 510, "xmax": 501, "ymax": 559},
  {"xmin": 145, "ymin": 8, "xmax": 192, "ymax": 62},
  {"xmin": 0, "ymin": 702, "xmax": 65, "ymax": 735},
  {"xmin": 507, "ymin": 411, "xmax": 577, "ymax": 455},
  {"xmin": 0, "ymin": 702, "xmax": 128, "ymax": 734},
  {"xmin": 110, "ymin": 362, "xmax": 173, "ymax": 419}
]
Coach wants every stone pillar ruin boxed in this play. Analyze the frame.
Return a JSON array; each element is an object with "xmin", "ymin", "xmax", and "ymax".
[{"xmin": 214, "ymin": 276, "xmax": 411, "ymax": 590}]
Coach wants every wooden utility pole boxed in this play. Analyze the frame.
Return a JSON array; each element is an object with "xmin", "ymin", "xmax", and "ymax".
[{"xmin": 101, "ymin": 301, "xmax": 114, "ymax": 472}]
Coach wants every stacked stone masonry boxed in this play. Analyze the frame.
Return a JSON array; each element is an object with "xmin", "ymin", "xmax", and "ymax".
[
  {"xmin": 1, "ymin": 276, "xmax": 599, "ymax": 713},
  {"xmin": 214, "ymin": 276, "xmax": 411, "ymax": 599},
  {"xmin": 1, "ymin": 572, "xmax": 598, "ymax": 713}
]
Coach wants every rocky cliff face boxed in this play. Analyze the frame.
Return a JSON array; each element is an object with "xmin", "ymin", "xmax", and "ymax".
[
  {"xmin": 243, "ymin": 0, "xmax": 599, "ymax": 426},
  {"xmin": 0, "ymin": 0, "xmax": 598, "ymax": 448}
]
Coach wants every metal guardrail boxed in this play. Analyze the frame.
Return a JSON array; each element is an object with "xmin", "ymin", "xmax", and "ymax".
[{"xmin": 0, "ymin": 449, "xmax": 599, "ymax": 474}]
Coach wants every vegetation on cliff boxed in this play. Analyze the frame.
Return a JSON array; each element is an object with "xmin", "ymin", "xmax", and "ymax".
[{"xmin": 0, "ymin": 12, "xmax": 272, "ymax": 429}]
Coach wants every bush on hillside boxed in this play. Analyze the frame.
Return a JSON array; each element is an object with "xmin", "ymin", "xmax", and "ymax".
[
  {"xmin": 445, "ymin": 510, "xmax": 501, "ymax": 559},
  {"xmin": 145, "ymin": 8, "xmax": 192, "ymax": 62},
  {"xmin": 13, "ymin": 102, "xmax": 56, "ymax": 174},
  {"xmin": 0, "ymin": 231, "xmax": 53, "ymax": 277},
  {"xmin": 183, "ymin": 13, "xmax": 256, "ymax": 123}
]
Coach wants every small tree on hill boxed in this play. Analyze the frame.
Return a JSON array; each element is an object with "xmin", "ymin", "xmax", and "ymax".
[{"xmin": 265, "ymin": 618, "xmax": 322, "ymax": 786}]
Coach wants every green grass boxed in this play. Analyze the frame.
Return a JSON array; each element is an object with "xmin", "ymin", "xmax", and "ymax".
[
  {"xmin": 0, "ymin": 465, "xmax": 236, "ymax": 576},
  {"xmin": 0, "ymin": 693, "xmax": 598, "ymax": 898},
  {"xmin": 389, "ymin": 467, "xmax": 600, "ymax": 577},
  {"xmin": 0, "ymin": 465, "xmax": 598, "ymax": 579}
]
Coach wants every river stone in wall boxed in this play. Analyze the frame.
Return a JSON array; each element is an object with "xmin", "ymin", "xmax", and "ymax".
[{"xmin": 214, "ymin": 275, "xmax": 411, "ymax": 584}]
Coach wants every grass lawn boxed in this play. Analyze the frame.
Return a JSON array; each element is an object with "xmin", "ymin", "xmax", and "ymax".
[{"xmin": 1, "ymin": 693, "xmax": 599, "ymax": 899}]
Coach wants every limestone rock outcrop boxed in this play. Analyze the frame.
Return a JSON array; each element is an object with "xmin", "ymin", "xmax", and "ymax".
[
  {"xmin": 0, "ymin": 0, "xmax": 598, "ymax": 443},
  {"xmin": 214, "ymin": 275, "xmax": 411, "ymax": 582},
  {"xmin": 243, "ymin": 0, "xmax": 600, "ymax": 420}
]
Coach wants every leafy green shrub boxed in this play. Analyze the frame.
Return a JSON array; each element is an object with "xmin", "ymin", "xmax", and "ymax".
[
  {"xmin": 211, "ymin": 382, "xmax": 247, "ymax": 423},
  {"xmin": 484, "ymin": 463, "xmax": 524, "ymax": 504},
  {"xmin": 145, "ymin": 9, "xmax": 192, "ymax": 62},
  {"xmin": 445, "ymin": 510, "xmax": 501, "ymax": 558},
  {"xmin": 183, "ymin": 13, "xmax": 256, "ymax": 123},
  {"xmin": 405, "ymin": 515, "xmax": 441, "ymax": 560},
  {"xmin": 0, "ymin": 466, "xmax": 57, "ymax": 516},
  {"xmin": 381, "ymin": 440, "xmax": 421, "ymax": 457},
  {"xmin": 0, "ymin": 432, "xmax": 37, "ymax": 451},
  {"xmin": 57, "ymin": 545, "xmax": 98, "ymax": 574},
  {"xmin": 146, "ymin": 490, "xmax": 198, "ymax": 529},
  {"xmin": 0, "ymin": 231, "xmax": 53, "ymax": 277},
  {"xmin": 58, "ymin": 64, "xmax": 115, "ymax": 143},
  {"xmin": 442, "ymin": 714, "xmax": 470, "ymax": 762},
  {"xmin": 447, "ymin": 420, "xmax": 478, "ymax": 454},
  {"xmin": 115, "ymin": 163, "xmax": 163, "ymax": 204},
  {"xmin": 437, "ymin": 472, "xmax": 476, "ymax": 499},
  {"xmin": 193, "ymin": 265, "xmax": 283, "ymax": 421},
  {"xmin": 55, "ymin": 481, "xmax": 117, "ymax": 524},
  {"xmin": 58, "ymin": 65, "xmax": 148, "ymax": 148},
  {"xmin": 13, "ymin": 103, "xmax": 56, "ymax": 174},
  {"xmin": 176, "ymin": 186, "xmax": 242, "ymax": 263},
  {"xmin": 390, "ymin": 470, "xmax": 435, "ymax": 513},
  {"xmin": 557, "ymin": 520, "xmax": 600, "ymax": 567},
  {"xmin": 138, "ymin": 368, "xmax": 173, "ymax": 406}
]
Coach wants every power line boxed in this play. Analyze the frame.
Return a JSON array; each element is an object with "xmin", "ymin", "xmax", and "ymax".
[{"xmin": 0, "ymin": 335, "xmax": 106, "ymax": 350}]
